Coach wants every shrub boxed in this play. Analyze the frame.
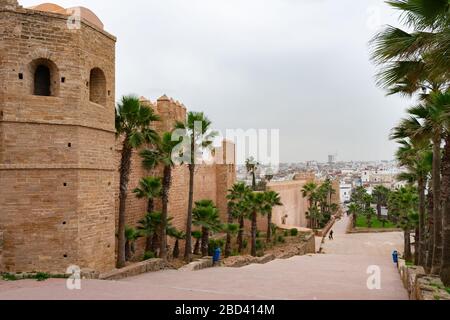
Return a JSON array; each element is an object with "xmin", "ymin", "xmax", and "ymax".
[
  {"xmin": 231, "ymin": 249, "xmax": 239, "ymax": 257},
  {"xmin": 2, "ymin": 273, "xmax": 18, "ymax": 281},
  {"xmin": 256, "ymin": 239, "xmax": 265, "ymax": 251},
  {"xmin": 143, "ymin": 251, "xmax": 156, "ymax": 261},
  {"xmin": 283, "ymin": 230, "xmax": 289, "ymax": 237},
  {"xmin": 290, "ymin": 228, "xmax": 299, "ymax": 237},
  {"xmin": 256, "ymin": 231, "xmax": 261, "ymax": 238},
  {"xmin": 277, "ymin": 235, "xmax": 286, "ymax": 244},
  {"xmin": 243, "ymin": 239, "xmax": 248, "ymax": 249},
  {"xmin": 35, "ymin": 272, "xmax": 50, "ymax": 282},
  {"xmin": 256, "ymin": 250, "xmax": 265, "ymax": 257}
]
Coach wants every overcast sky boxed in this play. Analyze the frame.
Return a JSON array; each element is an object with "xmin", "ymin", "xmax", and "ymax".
[{"xmin": 21, "ymin": 0, "xmax": 413, "ymax": 163}]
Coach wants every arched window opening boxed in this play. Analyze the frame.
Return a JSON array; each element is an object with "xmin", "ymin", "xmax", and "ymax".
[
  {"xmin": 28, "ymin": 58, "xmax": 59, "ymax": 97},
  {"xmin": 89, "ymin": 68, "xmax": 106, "ymax": 106},
  {"xmin": 34, "ymin": 65, "xmax": 51, "ymax": 96}
]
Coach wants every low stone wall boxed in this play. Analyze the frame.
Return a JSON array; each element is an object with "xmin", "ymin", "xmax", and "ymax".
[
  {"xmin": 348, "ymin": 228, "xmax": 402, "ymax": 234},
  {"xmin": 179, "ymin": 258, "xmax": 213, "ymax": 272},
  {"xmin": 398, "ymin": 259, "xmax": 450, "ymax": 300},
  {"xmin": 315, "ymin": 217, "xmax": 336, "ymax": 237},
  {"xmin": 100, "ymin": 259, "xmax": 166, "ymax": 281},
  {"xmin": 222, "ymin": 234, "xmax": 315, "ymax": 268}
]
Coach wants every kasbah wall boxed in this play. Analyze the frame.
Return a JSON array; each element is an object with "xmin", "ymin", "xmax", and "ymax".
[
  {"xmin": 0, "ymin": 0, "xmax": 238, "ymax": 274},
  {"xmin": 0, "ymin": 1, "xmax": 327, "ymax": 275},
  {"xmin": 116, "ymin": 95, "xmax": 237, "ymax": 259}
]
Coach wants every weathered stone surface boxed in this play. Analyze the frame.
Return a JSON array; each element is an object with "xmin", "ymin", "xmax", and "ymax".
[
  {"xmin": 81, "ymin": 268, "xmax": 100, "ymax": 280},
  {"xmin": 0, "ymin": 3, "xmax": 116, "ymax": 274},
  {"xmin": 99, "ymin": 259, "xmax": 166, "ymax": 280},
  {"xmin": 222, "ymin": 234, "xmax": 315, "ymax": 268},
  {"xmin": 179, "ymin": 258, "xmax": 213, "ymax": 272},
  {"xmin": 397, "ymin": 261, "xmax": 450, "ymax": 300}
]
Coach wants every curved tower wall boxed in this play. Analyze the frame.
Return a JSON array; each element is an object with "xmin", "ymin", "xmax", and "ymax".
[{"xmin": 0, "ymin": 3, "xmax": 116, "ymax": 273}]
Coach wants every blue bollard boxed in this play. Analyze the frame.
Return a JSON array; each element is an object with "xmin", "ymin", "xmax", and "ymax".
[
  {"xmin": 392, "ymin": 250, "xmax": 398, "ymax": 264},
  {"xmin": 213, "ymin": 247, "xmax": 221, "ymax": 265}
]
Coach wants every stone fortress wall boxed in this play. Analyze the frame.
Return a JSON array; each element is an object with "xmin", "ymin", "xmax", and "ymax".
[
  {"xmin": 0, "ymin": 0, "xmax": 117, "ymax": 273},
  {"xmin": 0, "ymin": 1, "xmax": 236, "ymax": 273},
  {"xmin": 0, "ymin": 1, "xmax": 322, "ymax": 274},
  {"xmin": 115, "ymin": 95, "xmax": 236, "ymax": 258}
]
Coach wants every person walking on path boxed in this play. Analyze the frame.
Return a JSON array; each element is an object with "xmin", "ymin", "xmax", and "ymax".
[{"xmin": 329, "ymin": 230, "xmax": 334, "ymax": 240}]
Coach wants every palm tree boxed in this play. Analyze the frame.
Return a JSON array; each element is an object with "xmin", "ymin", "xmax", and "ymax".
[
  {"xmin": 364, "ymin": 207, "xmax": 376, "ymax": 229},
  {"xmin": 388, "ymin": 187, "xmax": 419, "ymax": 263},
  {"xmin": 115, "ymin": 95, "xmax": 160, "ymax": 268},
  {"xmin": 441, "ymin": 132, "xmax": 450, "ymax": 284},
  {"xmin": 372, "ymin": 185, "xmax": 390, "ymax": 219},
  {"xmin": 347, "ymin": 203, "xmax": 361, "ymax": 229},
  {"xmin": 191, "ymin": 231, "xmax": 202, "ymax": 256},
  {"xmin": 371, "ymin": 0, "xmax": 449, "ymax": 95},
  {"xmin": 391, "ymin": 116, "xmax": 432, "ymax": 266},
  {"xmin": 167, "ymin": 227, "xmax": 185, "ymax": 259},
  {"xmin": 125, "ymin": 226, "xmax": 141, "ymax": 262},
  {"xmin": 140, "ymin": 132, "xmax": 180, "ymax": 260},
  {"xmin": 192, "ymin": 200, "xmax": 222, "ymax": 257},
  {"xmin": 406, "ymin": 93, "xmax": 449, "ymax": 273},
  {"xmin": 243, "ymin": 192, "xmax": 267, "ymax": 257},
  {"xmin": 133, "ymin": 177, "xmax": 162, "ymax": 215},
  {"xmin": 370, "ymin": 0, "xmax": 449, "ymax": 281},
  {"xmin": 226, "ymin": 183, "xmax": 252, "ymax": 256},
  {"xmin": 175, "ymin": 112, "xmax": 216, "ymax": 262},
  {"xmin": 137, "ymin": 211, "xmax": 163, "ymax": 253},
  {"xmin": 302, "ymin": 182, "xmax": 318, "ymax": 228},
  {"xmin": 246, "ymin": 157, "xmax": 260, "ymax": 190},
  {"xmin": 222, "ymin": 223, "xmax": 240, "ymax": 258},
  {"xmin": 263, "ymin": 191, "xmax": 283, "ymax": 241},
  {"xmin": 133, "ymin": 177, "xmax": 162, "ymax": 251}
]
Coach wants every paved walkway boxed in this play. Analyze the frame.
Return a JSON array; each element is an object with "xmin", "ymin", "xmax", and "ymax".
[{"xmin": 0, "ymin": 215, "xmax": 408, "ymax": 300}]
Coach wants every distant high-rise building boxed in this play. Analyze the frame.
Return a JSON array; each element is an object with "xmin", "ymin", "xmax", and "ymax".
[{"xmin": 328, "ymin": 154, "xmax": 336, "ymax": 164}]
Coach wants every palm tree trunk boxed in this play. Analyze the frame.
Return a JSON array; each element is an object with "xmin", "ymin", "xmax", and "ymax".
[
  {"xmin": 193, "ymin": 238, "xmax": 200, "ymax": 255},
  {"xmin": 238, "ymin": 216, "xmax": 245, "ymax": 253},
  {"xmin": 252, "ymin": 172, "xmax": 256, "ymax": 191},
  {"xmin": 431, "ymin": 134, "xmax": 442, "ymax": 274},
  {"xmin": 266, "ymin": 211, "xmax": 272, "ymax": 242},
  {"xmin": 251, "ymin": 211, "xmax": 257, "ymax": 257},
  {"xmin": 418, "ymin": 175, "xmax": 426, "ymax": 267},
  {"xmin": 160, "ymin": 165, "xmax": 172, "ymax": 260},
  {"xmin": 173, "ymin": 239, "xmax": 180, "ymax": 259},
  {"xmin": 184, "ymin": 163, "xmax": 195, "ymax": 262},
  {"xmin": 144, "ymin": 199, "xmax": 154, "ymax": 253},
  {"xmin": 145, "ymin": 236, "xmax": 152, "ymax": 253},
  {"xmin": 225, "ymin": 204, "xmax": 233, "ymax": 258},
  {"xmin": 425, "ymin": 188, "xmax": 434, "ymax": 272},
  {"xmin": 151, "ymin": 233, "xmax": 159, "ymax": 254},
  {"xmin": 125, "ymin": 240, "xmax": 131, "ymax": 261},
  {"xmin": 440, "ymin": 135, "xmax": 450, "ymax": 285},
  {"xmin": 117, "ymin": 140, "xmax": 132, "ymax": 268},
  {"xmin": 404, "ymin": 229, "xmax": 412, "ymax": 262},
  {"xmin": 377, "ymin": 201, "xmax": 382, "ymax": 220},
  {"xmin": 201, "ymin": 227, "xmax": 209, "ymax": 257},
  {"xmin": 414, "ymin": 226, "xmax": 419, "ymax": 265}
]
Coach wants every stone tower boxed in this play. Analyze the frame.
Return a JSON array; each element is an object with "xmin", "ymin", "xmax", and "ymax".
[
  {"xmin": 0, "ymin": 2, "xmax": 116, "ymax": 273},
  {"xmin": 0, "ymin": 0, "xmax": 18, "ymax": 10}
]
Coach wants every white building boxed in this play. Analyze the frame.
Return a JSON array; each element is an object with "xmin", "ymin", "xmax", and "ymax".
[{"xmin": 340, "ymin": 183, "xmax": 352, "ymax": 203}]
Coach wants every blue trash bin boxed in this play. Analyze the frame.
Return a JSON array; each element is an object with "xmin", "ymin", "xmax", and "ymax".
[
  {"xmin": 392, "ymin": 250, "xmax": 398, "ymax": 264},
  {"xmin": 213, "ymin": 247, "xmax": 221, "ymax": 264}
]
